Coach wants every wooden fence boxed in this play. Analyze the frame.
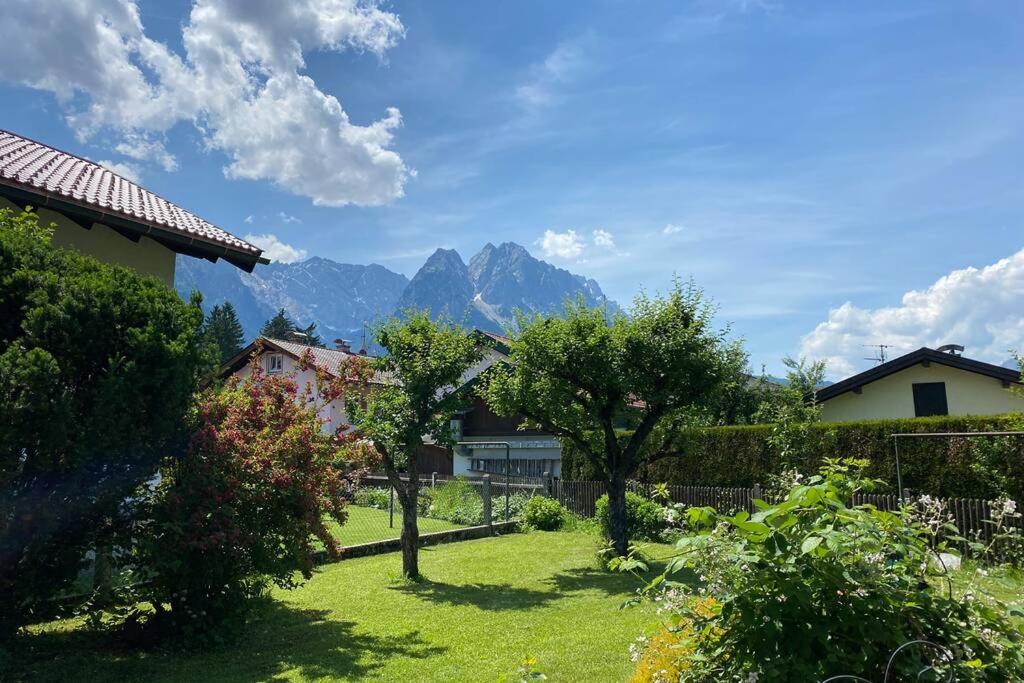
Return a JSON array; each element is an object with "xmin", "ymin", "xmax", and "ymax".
[{"xmin": 554, "ymin": 479, "xmax": 1021, "ymax": 541}]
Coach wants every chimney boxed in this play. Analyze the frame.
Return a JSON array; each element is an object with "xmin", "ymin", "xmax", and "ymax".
[
  {"xmin": 286, "ymin": 331, "xmax": 309, "ymax": 344},
  {"xmin": 334, "ymin": 338, "xmax": 352, "ymax": 353}
]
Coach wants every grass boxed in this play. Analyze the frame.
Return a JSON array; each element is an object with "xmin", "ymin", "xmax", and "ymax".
[
  {"xmin": 326, "ymin": 505, "xmax": 465, "ymax": 547},
  {"xmin": 11, "ymin": 532, "xmax": 673, "ymax": 682}
]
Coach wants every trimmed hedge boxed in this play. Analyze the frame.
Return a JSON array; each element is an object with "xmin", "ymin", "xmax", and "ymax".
[{"xmin": 561, "ymin": 414, "xmax": 1024, "ymax": 500}]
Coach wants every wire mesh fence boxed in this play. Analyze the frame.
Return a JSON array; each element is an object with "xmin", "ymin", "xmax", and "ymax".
[{"xmin": 335, "ymin": 473, "xmax": 547, "ymax": 548}]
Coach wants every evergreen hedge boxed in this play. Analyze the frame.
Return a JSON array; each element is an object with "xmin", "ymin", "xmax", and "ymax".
[{"xmin": 560, "ymin": 414, "xmax": 1024, "ymax": 500}]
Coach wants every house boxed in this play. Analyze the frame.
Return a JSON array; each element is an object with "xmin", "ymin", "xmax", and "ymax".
[
  {"xmin": 0, "ymin": 129, "xmax": 265, "ymax": 284},
  {"xmin": 450, "ymin": 331, "xmax": 563, "ymax": 478},
  {"xmin": 220, "ymin": 330, "xmax": 564, "ymax": 478},
  {"xmin": 815, "ymin": 345, "xmax": 1024, "ymax": 422}
]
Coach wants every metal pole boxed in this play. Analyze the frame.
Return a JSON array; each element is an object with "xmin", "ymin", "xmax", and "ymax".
[
  {"xmin": 505, "ymin": 442, "xmax": 510, "ymax": 522},
  {"xmin": 389, "ymin": 485, "xmax": 395, "ymax": 529},
  {"xmin": 893, "ymin": 435, "xmax": 904, "ymax": 502}
]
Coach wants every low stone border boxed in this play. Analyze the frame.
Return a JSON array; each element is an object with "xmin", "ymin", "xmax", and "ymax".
[{"xmin": 315, "ymin": 520, "xmax": 520, "ymax": 564}]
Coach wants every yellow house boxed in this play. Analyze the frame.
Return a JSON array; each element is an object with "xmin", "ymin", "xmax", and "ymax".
[
  {"xmin": 815, "ymin": 347, "xmax": 1024, "ymax": 422},
  {"xmin": 0, "ymin": 129, "xmax": 266, "ymax": 285}
]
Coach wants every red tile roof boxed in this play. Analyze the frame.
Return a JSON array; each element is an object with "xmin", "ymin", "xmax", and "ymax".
[
  {"xmin": 0, "ymin": 129, "xmax": 264, "ymax": 269},
  {"xmin": 261, "ymin": 337, "xmax": 395, "ymax": 385}
]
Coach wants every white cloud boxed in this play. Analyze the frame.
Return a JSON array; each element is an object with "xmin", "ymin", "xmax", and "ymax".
[
  {"xmin": 96, "ymin": 159, "xmax": 141, "ymax": 183},
  {"xmin": 663, "ymin": 223, "xmax": 684, "ymax": 235},
  {"xmin": 538, "ymin": 229, "xmax": 584, "ymax": 260},
  {"xmin": 516, "ymin": 40, "xmax": 587, "ymax": 108},
  {"xmin": 243, "ymin": 233, "xmax": 309, "ymax": 263},
  {"xmin": 0, "ymin": 0, "xmax": 410, "ymax": 206},
  {"xmin": 800, "ymin": 249, "xmax": 1024, "ymax": 379},
  {"xmin": 244, "ymin": 215, "xmax": 254, "ymax": 224},
  {"xmin": 278, "ymin": 211, "xmax": 302, "ymax": 224},
  {"xmin": 592, "ymin": 229, "xmax": 615, "ymax": 249}
]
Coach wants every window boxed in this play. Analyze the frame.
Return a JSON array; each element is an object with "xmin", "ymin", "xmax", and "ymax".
[
  {"xmin": 266, "ymin": 354, "xmax": 284, "ymax": 374},
  {"xmin": 912, "ymin": 382, "xmax": 948, "ymax": 417}
]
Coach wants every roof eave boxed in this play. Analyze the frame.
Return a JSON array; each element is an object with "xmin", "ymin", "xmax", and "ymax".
[{"xmin": 0, "ymin": 180, "xmax": 264, "ymax": 272}]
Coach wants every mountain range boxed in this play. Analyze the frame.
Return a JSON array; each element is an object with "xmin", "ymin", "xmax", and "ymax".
[{"xmin": 175, "ymin": 241, "xmax": 616, "ymax": 346}]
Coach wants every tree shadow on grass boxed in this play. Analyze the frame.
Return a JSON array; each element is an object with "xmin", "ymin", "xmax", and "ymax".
[
  {"xmin": 8, "ymin": 599, "xmax": 446, "ymax": 683},
  {"xmin": 389, "ymin": 579, "xmax": 561, "ymax": 611},
  {"xmin": 392, "ymin": 557, "xmax": 680, "ymax": 611}
]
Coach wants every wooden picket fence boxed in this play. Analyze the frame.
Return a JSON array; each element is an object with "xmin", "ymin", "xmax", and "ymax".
[{"xmin": 554, "ymin": 479, "xmax": 1021, "ymax": 541}]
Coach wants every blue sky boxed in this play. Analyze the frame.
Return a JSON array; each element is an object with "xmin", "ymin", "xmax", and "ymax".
[{"xmin": 3, "ymin": 0, "xmax": 1024, "ymax": 377}]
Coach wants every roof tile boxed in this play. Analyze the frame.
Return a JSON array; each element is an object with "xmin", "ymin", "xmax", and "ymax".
[{"xmin": 0, "ymin": 129, "xmax": 261, "ymax": 258}]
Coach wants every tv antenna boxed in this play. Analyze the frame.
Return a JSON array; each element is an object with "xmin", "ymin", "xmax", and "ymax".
[{"xmin": 862, "ymin": 344, "xmax": 893, "ymax": 365}]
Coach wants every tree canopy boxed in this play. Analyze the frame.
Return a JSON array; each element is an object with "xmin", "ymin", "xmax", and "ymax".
[
  {"xmin": 481, "ymin": 280, "xmax": 747, "ymax": 554},
  {"xmin": 0, "ymin": 208, "xmax": 210, "ymax": 637},
  {"xmin": 203, "ymin": 301, "xmax": 245, "ymax": 363},
  {"xmin": 345, "ymin": 312, "xmax": 482, "ymax": 578},
  {"xmin": 260, "ymin": 308, "xmax": 322, "ymax": 346}
]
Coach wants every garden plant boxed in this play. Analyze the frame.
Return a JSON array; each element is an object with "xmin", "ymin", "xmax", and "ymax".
[{"xmin": 628, "ymin": 459, "xmax": 1024, "ymax": 681}]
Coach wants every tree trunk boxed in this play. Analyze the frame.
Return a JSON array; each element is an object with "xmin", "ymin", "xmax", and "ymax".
[
  {"xmin": 607, "ymin": 469, "xmax": 629, "ymax": 557},
  {"xmin": 400, "ymin": 488, "xmax": 419, "ymax": 579},
  {"xmin": 399, "ymin": 449, "xmax": 420, "ymax": 579}
]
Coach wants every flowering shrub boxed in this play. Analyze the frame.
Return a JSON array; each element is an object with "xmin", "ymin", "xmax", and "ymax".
[
  {"xmin": 633, "ymin": 459, "xmax": 1024, "ymax": 681},
  {"xmin": 522, "ymin": 496, "xmax": 567, "ymax": 531},
  {"xmin": 596, "ymin": 492, "xmax": 665, "ymax": 541},
  {"xmin": 135, "ymin": 351, "xmax": 362, "ymax": 637}
]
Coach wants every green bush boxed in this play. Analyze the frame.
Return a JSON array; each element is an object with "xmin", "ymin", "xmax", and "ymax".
[
  {"xmin": 419, "ymin": 478, "xmax": 483, "ymax": 525},
  {"xmin": 635, "ymin": 459, "xmax": 1024, "ymax": 681},
  {"xmin": 522, "ymin": 496, "xmax": 567, "ymax": 530},
  {"xmin": 595, "ymin": 492, "xmax": 664, "ymax": 541},
  {"xmin": 0, "ymin": 209, "xmax": 209, "ymax": 638},
  {"xmin": 354, "ymin": 486, "xmax": 390, "ymax": 509},
  {"xmin": 562, "ymin": 414, "xmax": 1024, "ymax": 499}
]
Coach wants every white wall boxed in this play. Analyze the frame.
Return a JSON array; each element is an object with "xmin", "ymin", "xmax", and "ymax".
[
  {"xmin": 453, "ymin": 435, "xmax": 562, "ymax": 477},
  {"xmin": 820, "ymin": 362, "xmax": 1024, "ymax": 422},
  {"xmin": 1, "ymin": 198, "xmax": 177, "ymax": 287}
]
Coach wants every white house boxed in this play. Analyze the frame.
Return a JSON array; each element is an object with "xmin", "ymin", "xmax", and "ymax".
[
  {"xmin": 815, "ymin": 346, "xmax": 1024, "ymax": 422},
  {"xmin": 0, "ymin": 129, "xmax": 265, "ymax": 284},
  {"xmin": 221, "ymin": 331, "xmax": 565, "ymax": 477}
]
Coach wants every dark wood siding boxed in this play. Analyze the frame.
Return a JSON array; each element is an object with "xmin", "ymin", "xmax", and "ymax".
[
  {"xmin": 460, "ymin": 396, "xmax": 548, "ymax": 437},
  {"xmin": 417, "ymin": 444, "xmax": 453, "ymax": 476}
]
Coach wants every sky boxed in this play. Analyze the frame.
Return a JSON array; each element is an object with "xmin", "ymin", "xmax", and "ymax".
[{"xmin": 2, "ymin": 0, "xmax": 1024, "ymax": 378}]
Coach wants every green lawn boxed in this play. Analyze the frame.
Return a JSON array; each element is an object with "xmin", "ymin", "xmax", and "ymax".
[
  {"xmin": 327, "ymin": 505, "xmax": 465, "ymax": 546},
  {"xmin": 12, "ymin": 532, "xmax": 671, "ymax": 682}
]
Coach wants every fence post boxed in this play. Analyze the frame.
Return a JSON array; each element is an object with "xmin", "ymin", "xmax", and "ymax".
[
  {"xmin": 751, "ymin": 483, "xmax": 761, "ymax": 514},
  {"xmin": 482, "ymin": 475, "xmax": 492, "ymax": 528},
  {"xmin": 431, "ymin": 471, "xmax": 437, "ymax": 488},
  {"xmin": 389, "ymin": 485, "xmax": 395, "ymax": 529},
  {"xmin": 902, "ymin": 488, "xmax": 912, "ymax": 505}
]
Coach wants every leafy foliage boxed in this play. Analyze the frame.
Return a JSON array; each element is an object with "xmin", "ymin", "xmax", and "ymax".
[
  {"xmin": 0, "ymin": 208, "xmax": 209, "ymax": 638},
  {"xmin": 595, "ymin": 492, "xmax": 665, "ymax": 541},
  {"xmin": 635, "ymin": 459, "xmax": 1024, "ymax": 681},
  {"xmin": 203, "ymin": 301, "xmax": 246, "ymax": 363},
  {"xmin": 345, "ymin": 312, "xmax": 482, "ymax": 577},
  {"xmin": 259, "ymin": 308, "xmax": 323, "ymax": 346},
  {"xmin": 522, "ymin": 496, "xmax": 568, "ymax": 531},
  {"xmin": 134, "ymin": 353, "xmax": 361, "ymax": 638},
  {"xmin": 482, "ymin": 280, "xmax": 746, "ymax": 555},
  {"xmin": 562, "ymin": 413, "xmax": 1024, "ymax": 500}
]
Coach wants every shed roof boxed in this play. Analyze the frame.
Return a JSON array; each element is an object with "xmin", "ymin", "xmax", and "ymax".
[
  {"xmin": 814, "ymin": 347, "xmax": 1021, "ymax": 403},
  {"xmin": 0, "ymin": 129, "xmax": 265, "ymax": 271}
]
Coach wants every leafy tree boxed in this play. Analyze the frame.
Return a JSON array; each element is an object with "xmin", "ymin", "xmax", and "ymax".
[
  {"xmin": 299, "ymin": 320, "xmax": 322, "ymax": 347},
  {"xmin": 259, "ymin": 308, "xmax": 322, "ymax": 347},
  {"xmin": 260, "ymin": 308, "xmax": 296, "ymax": 339},
  {"xmin": 345, "ymin": 312, "xmax": 481, "ymax": 578},
  {"xmin": 203, "ymin": 301, "xmax": 245, "ymax": 363},
  {"xmin": 753, "ymin": 355, "xmax": 827, "ymax": 471},
  {"xmin": 136, "ymin": 352, "xmax": 360, "ymax": 636},
  {"xmin": 0, "ymin": 208, "xmax": 209, "ymax": 638},
  {"xmin": 481, "ymin": 281, "xmax": 746, "ymax": 556}
]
